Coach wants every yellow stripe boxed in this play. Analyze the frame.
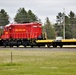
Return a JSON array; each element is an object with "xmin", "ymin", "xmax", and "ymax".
[
  {"xmin": 36, "ymin": 40, "xmax": 53, "ymax": 43},
  {"xmin": 62, "ymin": 39, "xmax": 76, "ymax": 42}
]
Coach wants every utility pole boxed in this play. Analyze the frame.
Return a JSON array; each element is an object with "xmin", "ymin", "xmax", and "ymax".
[{"xmin": 63, "ymin": 8, "xmax": 65, "ymax": 39}]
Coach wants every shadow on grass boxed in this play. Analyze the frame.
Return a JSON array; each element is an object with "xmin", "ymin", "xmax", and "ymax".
[{"xmin": 0, "ymin": 62, "xmax": 22, "ymax": 66}]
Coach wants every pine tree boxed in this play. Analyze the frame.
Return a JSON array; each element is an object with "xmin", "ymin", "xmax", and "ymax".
[
  {"xmin": 28, "ymin": 10, "xmax": 38, "ymax": 22},
  {"xmin": 69, "ymin": 11, "xmax": 76, "ymax": 38},
  {"xmin": 44, "ymin": 17, "xmax": 55, "ymax": 39},
  {"xmin": 55, "ymin": 11, "xmax": 76, "ymax": 39},
  {"xmin": 14, "ymin": 8, "xmax": 40, "ymax": 23},
  {"xmin": 0, "ymin": 9, "xmax": 9, "ymax": 26},
  {"xmin": 14, "ymin": 8, "xmax": 28, "ymax": 23}
]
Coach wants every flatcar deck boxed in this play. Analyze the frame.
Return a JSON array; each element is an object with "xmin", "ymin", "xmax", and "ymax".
[
  {"xmin": 62, "ymin": 39, "xmax": 76, "ymax": 42},
  {"xmin": 36, "ymin": 40, "xmax": 53, "ymax": 43}
]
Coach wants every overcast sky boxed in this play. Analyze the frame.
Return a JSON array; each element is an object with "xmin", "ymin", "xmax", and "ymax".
[{"xmin": 0, "ymin": 0, "xmax": 76, "ymax": 24}]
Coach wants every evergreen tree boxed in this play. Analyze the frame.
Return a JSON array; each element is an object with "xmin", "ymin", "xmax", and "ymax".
[
  {"xmin": 55, "ymin": 11, "xmax": 76, "ymax": 39},
  {"xmin": 14, "ymin": 8, "xmax": 40, "ymax": 23},
  {"xmin": 56, "ymin": 12, "xmax": 63, "ymax": 25},
  {"xmin": 28, "ymin": 10, "xmax": 38, "ymax": 22},
  {"xmin": 44, "ymin": 17, "xmax": 55, "ymax": 39},
  {"xmin": 0, "ymin": 9, "xmax": 9, "ymax": 26},
  {"xmin": 14, "ymin": 8, "xmax": 28, "ymax": 23},
  {"xmin": 55, "ymin": 12, "xmax": 63, "ymax": 37},
  {"xmin": 68, "ymin": 11, "xmax": 76, "ymax": 38},
  {"xmin": 65, "ymin": 15, "xmax": 72, "ymax": 39}
]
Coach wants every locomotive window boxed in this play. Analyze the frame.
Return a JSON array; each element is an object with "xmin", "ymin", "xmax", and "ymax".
[{"xmin": 5, "ymin": 28, "xmax": 8, "ymax": 31}]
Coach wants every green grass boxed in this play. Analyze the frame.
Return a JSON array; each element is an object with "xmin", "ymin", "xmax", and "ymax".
[{"xmin": 0, "ymin": 49, "xmax": 76, "ymax": 75}]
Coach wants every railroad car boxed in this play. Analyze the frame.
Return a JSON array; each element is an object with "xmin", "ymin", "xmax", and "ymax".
[{"xmin": 0, "ymin": 22, "xmax": 44, "ymax": 47}]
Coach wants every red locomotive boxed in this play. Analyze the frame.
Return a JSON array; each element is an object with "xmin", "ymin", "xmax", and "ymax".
[{"xmin": 0, "ymin": 22, "xmax": 43, "ymax": 47}]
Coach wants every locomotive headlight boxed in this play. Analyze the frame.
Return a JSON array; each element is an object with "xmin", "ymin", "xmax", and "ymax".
[{"xmin": 5, "ymin": 32, "xmax": 8, "ymax": 34}]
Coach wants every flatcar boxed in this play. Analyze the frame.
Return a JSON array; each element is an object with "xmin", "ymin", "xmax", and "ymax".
[{"xmin": 55, "ymin": 39, "xmax": 76, "ymax": 48}]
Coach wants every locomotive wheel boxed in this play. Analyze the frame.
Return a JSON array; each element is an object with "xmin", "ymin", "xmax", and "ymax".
[
  {"xmin": 3, "ymin": 40, "xmax": 8, "ymax": 48},
  {"xmin": 16, "ymin": 44, "xmax": 19, "ymax": 47},
  {"xmin": 22, "ymin": 43, "xmax": 26, "ymax": 48},
  {"xmin": 47, "ymin": 44, "xmax": 50, "ymax": 48},
  {"xmin": 24, "ymin": 45, "xmax": 26, "ymax": 48},
  {"xmin": 4, "ymin": 43, "xmax": 6, "ymax": 48},
  {"xmin": 53, "ymin": 44, "xmax": 57, "ymax": 48},
  {"xmin": 10, "ymin": 45, "xmax": 13, "ymax": 48},
  {"xmin": 38, "ymin": 45, "xmax": 40, "ymax": 48},
  {"xmin": 31, "ymin": 45, "xmax": 33, "ymax": 48},
  {"xmin": 60, "ymin": 45, "xmax": 63, "ymax": 48}
]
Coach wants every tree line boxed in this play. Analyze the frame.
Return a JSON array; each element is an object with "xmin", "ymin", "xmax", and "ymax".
[
  {"xmin": 0, "ymin": 8, "xmax": 40, "ymax": 25},
  {"xmin": 55, "ymin": 11, "xmax": 76, "ymax": 39},
  {"xmin": 0, "ymin": 8, "xmax": 76, "ymax": 39}
]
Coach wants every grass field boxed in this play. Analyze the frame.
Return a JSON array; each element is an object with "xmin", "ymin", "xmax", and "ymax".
[{"xmin": 0, "ymin": 49, "xmax": 76, "ymax": 75}]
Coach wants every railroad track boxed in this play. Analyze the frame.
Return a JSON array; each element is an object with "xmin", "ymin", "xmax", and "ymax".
[{"xmin": 0, "ymin": 46, "xmax": 76, "ymax": 51}]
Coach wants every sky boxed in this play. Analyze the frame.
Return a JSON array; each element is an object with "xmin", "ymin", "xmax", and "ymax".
[{"xmin": 0, "ymin": 0, "xmax": 76, "ymax": 24}]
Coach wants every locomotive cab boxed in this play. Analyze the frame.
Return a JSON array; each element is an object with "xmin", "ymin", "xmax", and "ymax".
[{"xmin": 1, "ymin": 25, "xmax": 11, "ymax": 39}]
